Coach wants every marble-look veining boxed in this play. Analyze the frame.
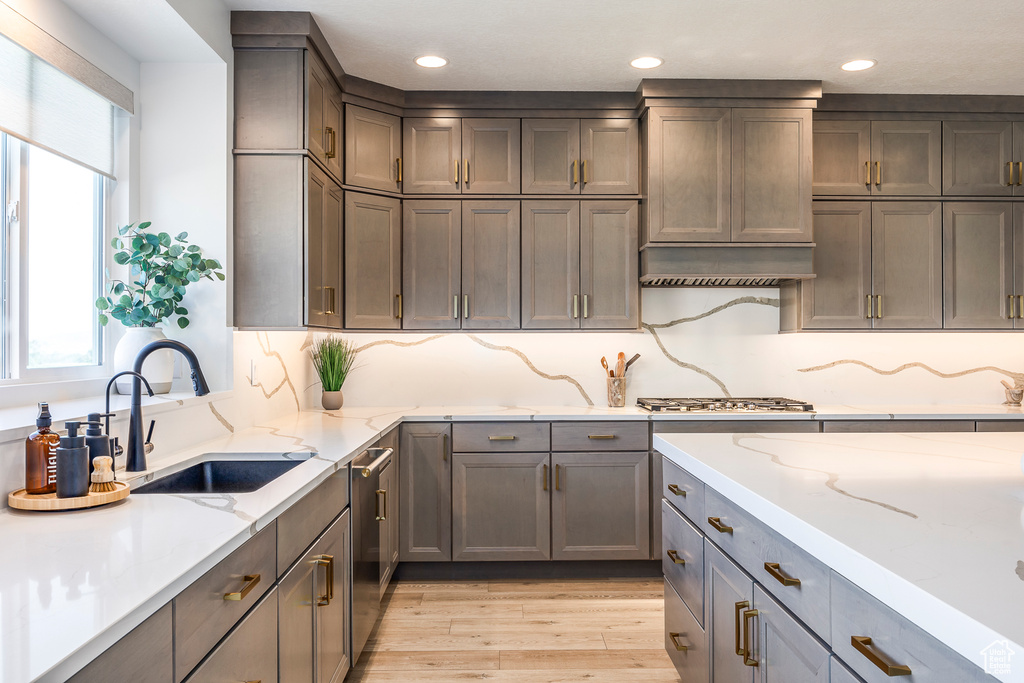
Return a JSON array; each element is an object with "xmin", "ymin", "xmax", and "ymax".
[
  {"xmin": 656, "ymin": 431, "xmax": 1024, "ymax": 683},
  {"xmin": 208, "ymin": 401, "xmax": 234, "ymax": 432},
  {"xmin": 255, "ymin": 331, "xmax": 300, "ymax": 410},
  {"xmin": 800, "ymin": 358, "xmax": 1024, "ymax": 386},
  {"xmin": 465, "ymin": 335, "xmax": 593, "ymax": 405},
  {"xmin": 641, "ymin": 324, "xmax": 730, "ymax": 395}
]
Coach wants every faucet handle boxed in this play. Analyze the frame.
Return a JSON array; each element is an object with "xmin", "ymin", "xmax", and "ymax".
[{"xmin": 144, "ymin": 419, "xmax": 155, "ymax": 455}]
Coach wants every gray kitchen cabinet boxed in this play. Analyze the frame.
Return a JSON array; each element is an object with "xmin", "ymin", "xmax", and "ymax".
[
  {"xmin": 522, "ymin": 200, "xmax": 581, "ymax": 328},
  {"xmin": 831, "ymin": 657, "xmax": 866, "ymax": 683},
  {"xmin": 399, "ymin": 423, "xmax": 452, "ymax": 561},
  {"xmin": 184, "ymin": 589, "xmax": 279, "ymax": 683},
  {"xmin": 462, "ymin": 200, "xmax": 521, "ymax": 329},
  {"xmin": 705, "ymin": 539, "xmax": 756, "ymax": 683},
  {"xmin": 752, "ymin": 584, "xmax": 830, "ymax": 683},
  {"xmin": 580, "ymin": 200, "xmax": 639, "ymax": 329},
  {"xmin": 452, "ymin": 452, "xmax": 551, "ymax": 561},
  {"xmin": 943, "ymin": 202, "xmax": 1015, "ymax": 329},
  {"xmin": 378, "ymin": 428, "xmax": 400, "ymax": 595},
  {"xmin": 402, "ymin": 200, "xmax": 461, "ymax": 329},
  {"xmin": 463, "ymin": 118, "xmax": 521, "ymax": 194},
  {"xmin": 307, "ymin": 162, "xmax": 343, "ymax": 329},
  {"xmin": 580, "ymin": 118, "xmax": 639, "ymax": 194},
  {"xmin": 67, "ymin": 604, "xmax": 173, "ymax": 683},
  {"xmin": 345, "ymin": 104, "xmax": 402, "ymax": 193},
  {"xmin": 731, "ymin": 108, "xmax": 813, "ymax": 242},
  {"xmin": 403, "ymin": 117, "xmax": 461, "ymax": 194},
  {"xmin": 1015, "ymin": 122, "xmax": 1024, "ymax": 197},
  {"xmin": 943, "ymin": 121, "xmax": 1015, "ymax": 196},
  {"xmin": 522, "ymin": 118, "xmax": 581, "ymax": 194},
  {"xmin": 307, "ymin": 50, "xmax": 342, "ymax": 180},
  {"xmin": 644, "ymin": 107, "xmax": 731, "ymax": 242},
  {"xmin": 280, "ymin": 510, "xmax": 351, "ymax": 683},
  {"xmin": 665, "ymin": 578, "xmax": 710, "ymax": 683},
  {"xmin": 551, "ymin": 451, "xmax": 649, "ymax": 560},
  {"xmin": 1017, "ymin": 203, "xmax": 1024, "ymax": 328},
  {"xmin": 812, "ymin": 120, "xmax": 871, "ymax": 196},
  {"xmin": 799, "ymin": 202, "xmax": 872, "ymax": 329},
  {"xmin": 344, "ymin": 191, "xmax": 402, "ymax": 329}
]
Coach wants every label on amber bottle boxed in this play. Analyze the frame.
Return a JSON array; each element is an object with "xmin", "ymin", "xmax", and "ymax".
[{"xmin": 46, "ymin": 445, "xmax": 57, "ymax": 484}]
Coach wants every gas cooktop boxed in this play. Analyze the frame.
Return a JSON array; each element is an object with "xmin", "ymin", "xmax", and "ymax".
[{"xmin": 636, "ymin": 397, "xmax": 815, "ymax": 413}]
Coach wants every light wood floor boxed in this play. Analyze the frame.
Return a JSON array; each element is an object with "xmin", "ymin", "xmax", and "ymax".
[{"xmin": 348, "ymin": 577, "xmax": 681, "ymax": 682}]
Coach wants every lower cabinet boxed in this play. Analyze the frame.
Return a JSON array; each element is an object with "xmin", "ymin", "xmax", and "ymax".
[
  {"xmin": 67, "ymin": 604, "xmax": 173, "ymax": 683},
  {"xmin": 378, "ymin": 441, "xmax": 400, "ymax": 595},
  {"xmin": 753, "ymin": 584, "xmax": 830, "ymax": 682},
  {"xmin": 665, "ymin": 578, "xmax": 709, "ymax": 682},
  {"xmin": 705, "ymin": 539, "xmax": 756, "ymax": 683},
  {"xmin": 185, "ymin": 588, "xmax": 279, "ymax": 683},
  {"xmin": 399, "ymin": 423, "xmax": 452, "ymax": 561}
]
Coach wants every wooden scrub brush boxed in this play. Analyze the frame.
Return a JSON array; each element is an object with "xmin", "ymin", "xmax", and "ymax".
[{"xmin": 90, "ymin": 456, "xmax": 117, "ymax": 493}]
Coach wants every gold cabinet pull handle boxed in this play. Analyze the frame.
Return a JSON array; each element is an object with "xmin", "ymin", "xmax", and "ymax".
[
  {"xmin": 325, "ymin": 127, "xmax": 337, "ymax": 159},
  {"xmin": 1008, "ymin": 161, "xmax": 1015, "ymax": 187},
  {"xmin": 1009, "ymin": 295, "xmax": 1016, "ymax": 320},
  {"xmin": 865, "ymin": 294, "xmax": 874, "ymax": 319},
  {"xmin": 464, "ymin": 294, "xmax": 469, "ymax": 319},
  {"xmin": 396, "ymin": 157, "xmax": 403, "ymax": 183},
  {"xmin": 865, "ymin": 160, "xmax": 871, "ymax": 186},
  {"xmin": 851, "ymin": 636, "xmax": 912, "ymax": 676},
  {"xmin": 763, "ymin": 562, "xmax": 801, "ymax": 587},
  {"xmin": 708, "ymin": 516, "xmax": 733, "ymax": 534},
  {"xmin": 464, "ymin": 159, "xmax": 469, "ymax": 188},
  {"xmin": 313, "ymin": 554, "xmax": 334, "ymax": 606},
  {"xmin": 583, "ymin": 294, "xmax": 589, "ymax": 319},
  {"xmin": 667, "ymin": 483, "xmax": 686, "ymax": 497},
  {"xmin": 555, "ymin": 464, "xmax": 561, "ymax": 491},
  {"xmin": 1017, "ymin": 161, "xmax": 1023, "ymax": 186},
  {"xmin": 573, "ymin": 294, "xmax": 579, "ymax": 319},
  {"xmin": 668, "ymin": 632, "xmax": 689, "ymax": 652},
  {"xmin": 743, "ymin": 609, "xmax": 759, "ymax": 667},
  {"xmin": 455, "ymin": 159, "xmax": 459, "ymax": 185},
  {"xmin": 583, "ymin": 159, "xmax": 590, "ymax": 184},
  {"xmin": 326, "ymin": 286, "xmax": 336, "ymax": 315},
  {"xmin": 489, "ymin": 435, "xmax": 517, "ymax": 441},
  {"xmin": 572, "ymin": 159, "xmax": 579, "ymax": 186},
  {"xmin": 543, "ymin": 463, "xmax": 548, "ymax": 491},
  {"xmin": 223, "ymin": 574, "xmax": 260, "ymax": 601},
  {"xmin": 375, "ymin": 489, "xmax": 386, "ymax": 521},
  {"xmin": 1018, "ymin": 295, "xmax": 1024, "ymax": 319},
  {"xmin": 666, "ymin": 550, "xmax": 685, "ymax": 565},
  {"xmin": 454, "ymin": 295, "xmax": 459, "ymax": 319},
  {"xmin": 734, "ymin": 601, "xmax": 748, "ymax": 656},
  {"xmin": 875, "ymin": 161, "xmax": 881, "ymax": 187},
  {"xmin": 587, "ymin": 434, "xmax": 616, "ymax": 439},
  {"xmin": 876, "ymin": 294, "xmax": 883, "ymax": 319},
  {"xmin": 396, "ymin": 294, "xmax": 403, "ymax": 319},
  {"xmin": 442, "ymin": 433, "xmax": 448, "ymax": 462}
]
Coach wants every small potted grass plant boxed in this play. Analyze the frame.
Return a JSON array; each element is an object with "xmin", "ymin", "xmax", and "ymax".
[{"xmin": 310, "ymin": 335, "xmax": 357, "ymax": 410}]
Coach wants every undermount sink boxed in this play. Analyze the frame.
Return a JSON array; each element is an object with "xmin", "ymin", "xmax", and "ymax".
[{"xmin": 132, "ymin": 455, "xmax": 311, "ymax": 495}]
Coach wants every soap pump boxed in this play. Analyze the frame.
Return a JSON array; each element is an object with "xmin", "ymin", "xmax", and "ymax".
[
  {"xmin": 56, "ymin": 421, "xmax": 90, "ymax": 499},
  {"xmin": 84, "ymin": 413, "xmax": 114, "ymax": 476}
]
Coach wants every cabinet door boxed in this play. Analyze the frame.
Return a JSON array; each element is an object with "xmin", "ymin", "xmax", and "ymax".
[
  {"xmin": 399, "ymin": 423, "xmax": 452, "ymax": 561},
  {"xmin": 752, "ymin": 585, "xmax": 829, "ymax": 683},
  {"xmin": 68, "ymin": 604, "xmax": 172, "ymax": 683},
  {"xmin": 462, "ymin": 201, "xmax": 521, "ymax": 329},
  {"xmin": 551, "ymin": 451, "xmax": 649, "ymax": 560},
  {"xmin": 345, "ymin": 105, "xmax": 402, "ymax": 192},
  {"xmin": 315, "ymin": 510, "xmax": 351, "ymax": 683},
  {"xmin": 306, "ymin": 163, "xmax": 342, "ymax": 329},
  {"xmin": 943, "ymin": 202, "xmax": 1014, "ymax": 329},
  {"xmin": 704, "ymin": 541, "xmax": 755, "ymax": 683},
  {"xmin": 800, "ymin": 202, "xmax": 872, "ymax": 329},
  {"xmin": 379, "ymin": 458, "xmax": 395, "ymax": 595},
  {"xmin": 830, "ymin": 657, "xmax": 865, "ymax": 683},
  {"xmin": 1014, "ymin": 122, "xmax": 1024, "ymax": 197},
  {"xmin": 306, "ymin": 51, "xmax": 329, "ymax": 163},
  {"xmin": 731, "ymin": 108, "xmax": 813, "ymax": 242},
  {"xmin": 402, "ymin": 200, "xmax": 461, "ymax": 329},
  {"xmin": 345, "ymin": 192, "xmax": 402, "ymax": 329},
  {"xmin": 452, "ymin": 452, "xmax": 550, "ymax": 561},
  {"xmin": 323, "ymin": 84, "xmax": 343, "ymax": 180},
  {"xmin": 581, "ymin": 118, "xmax": 639, "ymax": 194},
  {"xmin": 580, "ymin": 200, "xmax": 639, "ymax": 329},
  {"xmin": 522, "ymin": 200, "xmax": 581, "ymax": 329},
  {"xmin": 644, "ymin": 108, "xmax": 731, "ymax": 242},
  {"xmin": 942, "ymin": 121, "xmax": 1013, "ymax": 196},
  {"xmin": 812, "ymin": 120, "xmax": 870, "ymax": 196},
  {"xmin": 1016, "ymin": 203, "xmax": 1024, "ymax": 329},
  {"xmin": 871, "ymin": 202, "xmax": 942, "ymax": 329},
  {"xmin": 403, "ymin": 118, "xmax": 461, "ymax": 194},
  {"xmin": 463, "ymin": 118, "xmax": 521, "ymax": 194},
  {"xmin": 279, "ymin": 547, "xmax": 316, "ymax": 683},
  {"xmin": 522, "ymin": 118, "xmax": 580, "ymax": 194},
  {"xmin": 185, "ymin": 589, "xmax": 279, "ymax": 683},
  {"xmin": 870, "ymin": 120, "xmax": 941, "ymax": 195},
  {"xmin": 665, "ymin": 579, "xmax": 710, "ymax": 683}
]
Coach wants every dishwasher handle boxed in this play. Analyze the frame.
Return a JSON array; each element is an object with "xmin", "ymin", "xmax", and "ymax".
[{"xmin": 361, "ymin": 447, "xmax": 395, "ymax": 477}]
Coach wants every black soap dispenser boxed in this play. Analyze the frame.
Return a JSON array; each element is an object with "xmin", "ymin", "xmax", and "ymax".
[
  {"xmin": 56, "ymin": 421, "xmax": 89, "ymax": 498},
  {"xmin": 84, "ymin": 413, "xmax": 113, "ymax": 476}
]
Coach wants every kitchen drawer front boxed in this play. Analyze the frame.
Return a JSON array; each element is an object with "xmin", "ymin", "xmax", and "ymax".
[
  {"xmin": 452, "ymin": 421, "xmax": 550, "ymax": 452},
  {"xmin": 831, "ymin": 573, "xmax": 995, "ymax": 683},
  {"xmin": 174, "ymin": 523, "xmax": 277, "ymax": 682},
  {"xmin": 661, "ymin": 456, "xmax": 705, "ymax": 526},
  {"xmin": 277, "ymin": 467, "xmax": 349, "ymax": 575},
  {"xmin": 68, "ymin": 603, "xmax": 173, "ymax": 683},
  {"xmin": 831, "ymin": 656, "xmax": 866, "ymax": 683},
  {"xmin": 662, "ymin": 499, "xmax": 705, "ymax": 628},
  {"xmin": 665, "ymin": 578, "xmax": 709, "ymax": 682},
  {"xmin": 183, "ymin": 587, "xmax": 278, "ymax": 683},
  {"xmin": 703, "ymin": 487, "xmax": 831, "ymax": 643},
  {"xmin": 551, "ymin": 421, "xmax": 649, "ymax": 451},
  {"xmin": 752, "ymin": 584, "xmax": 829, "ymax": 682}
]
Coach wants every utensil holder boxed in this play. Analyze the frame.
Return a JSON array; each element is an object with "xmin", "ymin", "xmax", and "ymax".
[
  {"xmin": 607, "ymin": 377, "xmax": 626, "ymax": 408},
  {"xmin": 1004, "ymin": 387, "xmax": 1023, "ymax": 406}
]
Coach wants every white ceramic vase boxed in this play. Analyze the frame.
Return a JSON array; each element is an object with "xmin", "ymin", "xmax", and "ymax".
[{"xmin": 114, "ymin": 327, "xmax": 174, "ymax": 394}]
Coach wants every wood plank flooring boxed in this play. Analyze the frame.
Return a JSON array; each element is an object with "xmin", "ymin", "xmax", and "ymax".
[{"xmin": 348, "ymin": 578, "xmax": 680, "ymax": 682}]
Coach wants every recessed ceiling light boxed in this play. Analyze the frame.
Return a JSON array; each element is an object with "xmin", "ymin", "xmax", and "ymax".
[
  {"xmin": 415, "ymin": 55, "xmax": 448, "ymax": 68},
  {"xmin": 841, "ymin": 59, "xmax": 877, "ymax": 72},
  {"xmin": 630, "ymin": 57, "xmax": 663, "ymax": 69}
]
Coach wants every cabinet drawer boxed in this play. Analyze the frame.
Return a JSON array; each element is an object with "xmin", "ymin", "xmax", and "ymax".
[
  {"xmin": 174, "ymin": 523, "xmax": 277, "ymax": 682},
  {"xmin": 831, "ymin": 573, "xmax": 994, "ymax": 683},
  {"xmin": 551, "ymin": 421, "xmax": 649, "ymax": 451},
  {"xmin": 277, "ymin": 467, "xmax": 349, "ymax": 574},
  {"xmin": 452, "ymin": 422, "xmax": 550, "ymax": 452},
  {"xmin": 661, "ymin": 456, "xmax": 705, "ymax": 526},
  {"xmin": 752, "ymin": 584, "xmax": 830, "ymax": 681},
  {"xmin": 831, "ymin": 656, "xmax": 866, "ymax": 683},
  {"xmin": 68, "ymin": 604, "xmax": 172, "ymax": 683},
  {"xmin": 662, "ymin": 499, "xmax": 704, "ymax": 628},
  {"xmin": 664, "ymin": 578, "xmax": 709, "ymax": 682},
  {"xmin": 184, "ymin": 587, "xmax": 278, "ymax": 683},
  {"xmin": 703, "ymin": 487, "xmax": 831, "ymax": 643}
]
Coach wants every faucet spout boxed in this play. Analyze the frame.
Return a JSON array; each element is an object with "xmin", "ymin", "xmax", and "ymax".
[{"xmin": 125, "ymin": 339, "xmax": 210, "ymax": 472}]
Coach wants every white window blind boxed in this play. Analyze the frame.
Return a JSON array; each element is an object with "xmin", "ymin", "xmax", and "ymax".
[{"xmin": 0, "ymin": 32, "xmax": 116, "ymax": 178}]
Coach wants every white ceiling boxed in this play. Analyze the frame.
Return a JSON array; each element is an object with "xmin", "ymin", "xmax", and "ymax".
[{"xmin": 61, "ymin": 0, "xmax": 1024, "ymax": 95}]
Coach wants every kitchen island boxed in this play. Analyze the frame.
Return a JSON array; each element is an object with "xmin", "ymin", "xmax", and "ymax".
[{"xmin": 656, "ymin": 430, "xmax": 1024, "ymax": 682}]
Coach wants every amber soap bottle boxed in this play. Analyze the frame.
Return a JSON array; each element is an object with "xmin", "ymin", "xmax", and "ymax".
[{"xmin": 25, "ymin": 403, "xmax": 60, "ymax": 494}]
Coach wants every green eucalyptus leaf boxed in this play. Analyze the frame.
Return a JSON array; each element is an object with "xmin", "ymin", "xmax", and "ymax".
[
  {"xmin": 187, "ymin": 245, "xmax": 201, "ymax": 253},
  {"xmin": 215, "ymin": 272, "xmax": 225, "ymax": 281},
  {"xmin": 177, "ymin": 317, "xmax": 190, "ymax": 329},
  {"xmin": 186, "ymin": 270, "xmax": 201, "ymax": 282},
  {"xmin": 158, "ymin": 232, "xmax": 171, "ymax": 247},
  {"xmin": 168, "ymin": 244, "xmax": 183, "ymax": 258},
  {"xmin": 113, "ymin": 252, "xmax": 130, "ymax": 265},
  {"xmin": 174, "ymin": 306, "xmax": 187, "ymax": 315},
  {"xmin": 111, "ymin": 307, "xmax": 128, "ymax": 320},
  {"xmin": 131, "ymin": 236, "xmax": 144, "ymax": 250},
  {"xmin": 176, "ymin": 231, "xmax": 188, "ymax": 241},
  {"xmin": 118, "ymin": 224, "xmax": 133, "ymax": 236},
  {"xmin": 139, "ymin": 242, "xmax": 154, "ymax": 255},
  {"xmin": 95, "ymin": 297, "xmax": 109, "ymax": 310},
  {"xmin": 173, "ymin": 259, "xmax": 188, "ymax": 271},
  {"xmin": 97, "ymin": 313, "xmax": 109, "ymax": 326},
  {"xmin": 139, "ymin": 221, "xmax": 152, "ymax": 230},
  {"xmin": 119, "ymin": 294, "xmax": 132, "ymax": 306},
  {"xmin": 113, "ymin": 283, "xmax": 125, "ymax": 295}
]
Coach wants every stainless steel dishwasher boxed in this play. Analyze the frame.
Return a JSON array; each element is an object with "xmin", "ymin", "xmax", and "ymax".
[{"xmin": 351, "ymin": 446, "xmax": 393, "ymax": 664}]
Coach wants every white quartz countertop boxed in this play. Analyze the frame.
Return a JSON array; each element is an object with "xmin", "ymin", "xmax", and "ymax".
[
  {"xmin": 655, "ymin": 431, "xmax": 1024, "ymax": 683},
  {"xmin": 4, "ymin": 403, "xmax": 1024, "ymax": 683}
]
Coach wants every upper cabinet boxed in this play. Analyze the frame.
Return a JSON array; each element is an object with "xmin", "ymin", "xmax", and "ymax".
[
  {"xmin": 522, "ymin": 119, "xmax": 581, "ymax": 194},
  {"xmin": 942, "ymin": 121, "xmax": 1024, "ymax": 196},
  {"xmin": 345, "ymin": 105, "xmax": 402, "ymax": 193},
  {"xmin": 344, "ymin": 191, "xmax": 402, "ymax": 329},
  {"xmin": 403, "ymin": 118, "xmax": 520, "ymax": 194},
  {"xmin": 580, "ymin": 119, "xmax": 640, "ymax": 194},
  {"xmin": 307, "ymin": 51, "xmax": 342, "ymax": 179}
]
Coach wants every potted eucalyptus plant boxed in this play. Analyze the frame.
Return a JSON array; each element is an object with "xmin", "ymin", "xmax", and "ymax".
[
  {"xmin": 309, "ymin": 335, "xmax": 357, "ymax": 410},
  {"xmin": 96, "ymin": 221, "xmax": 224, "ymax": 393}
]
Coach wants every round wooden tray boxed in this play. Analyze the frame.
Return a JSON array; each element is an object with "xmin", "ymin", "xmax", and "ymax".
[{"xmin": 8, "ymin": 481, "xmax": 130, "ymax": 511}]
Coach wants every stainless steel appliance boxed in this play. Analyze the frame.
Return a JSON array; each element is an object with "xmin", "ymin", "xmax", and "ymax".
[
  {"xmin": 351, "ymin": 446, "xmax": 393, "ymax": 664},
  {"xmin": 636, "ymin": 397, "xmax": 815, "ymax": 413}
]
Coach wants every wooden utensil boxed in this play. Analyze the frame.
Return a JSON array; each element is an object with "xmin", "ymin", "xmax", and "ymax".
[
  {"xmin": 614, "ymin": 353, "xmax": 626, "ymax": 378},
  {"xmin": 601, "ymin": 357, "xmax": 612, "ymax": 377}
]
